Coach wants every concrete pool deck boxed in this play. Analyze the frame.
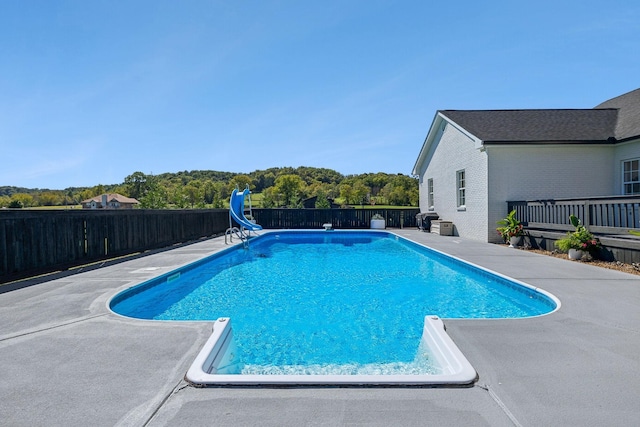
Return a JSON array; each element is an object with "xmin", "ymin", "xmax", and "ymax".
[{"xmin": 1, "ymin": 229, "xmax": 639, "ymax": 426}]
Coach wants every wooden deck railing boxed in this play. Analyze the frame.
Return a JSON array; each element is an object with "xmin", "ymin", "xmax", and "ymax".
[{"xmin": 508, "ymin": 195, "xmax": 640, "ymax": 234}]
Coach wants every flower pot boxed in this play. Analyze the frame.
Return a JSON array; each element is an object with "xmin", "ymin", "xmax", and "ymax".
[
  {"xmin": 509, "ymin": 236, "xmax": 523, "ymax": 248},
  {"xmin": 370, "ymin": 219, "xmax": 386, "ymax": 229},
  {"xmin": 568, "ymin": 249, "xmax": 584, "ymax": 260}
]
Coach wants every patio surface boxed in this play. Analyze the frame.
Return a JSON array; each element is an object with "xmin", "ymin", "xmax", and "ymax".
[{"xmin": 1, "ymin": 229, "xmax": 639, "ymax": 426}]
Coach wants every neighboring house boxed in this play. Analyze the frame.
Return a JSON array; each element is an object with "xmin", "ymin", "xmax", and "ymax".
[
  {"xmin": 301, "ymin": 196, "xmax": 341, "ymax": 209},
  {"xmin": 412, "ymin": 88, "xmax": 640, "ymax": 243},
  {"xmin": 81, "ymin": 193, "xmax": 140, "ymax": 209}
]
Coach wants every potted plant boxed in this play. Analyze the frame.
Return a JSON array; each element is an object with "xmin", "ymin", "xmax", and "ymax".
[
  {"xmin": 370, "ymin": 213, "xmax": 386, "ymax": 229},
  {"xmin": 496, "ymin": 210, "xmax": 524, "ymax": 247},
  {"xmin": 554, "ymin": 215, "xmax": 600, "ymax": 260}
]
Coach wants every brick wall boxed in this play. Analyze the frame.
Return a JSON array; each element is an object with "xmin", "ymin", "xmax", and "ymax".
[
  {"xmin": 417, "ymin": 121, "xmax": 489, "ymax": 241},
  {"xmin": 487, "ymin": 144, "xmax": 616, "ymax": 242},
  {"xmin": 416, "ymin": 122, "xmax": 625, "ymax": 243}
]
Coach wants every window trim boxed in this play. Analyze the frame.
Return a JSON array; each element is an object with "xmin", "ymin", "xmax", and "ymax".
[
  {"xmin": 456, "ymin": 169, "xmax": 466, "ymax": 209},
  {"xmin": 622, "ymin": 158, "xmax": 640, "ymax": 195},
  {"xmin": 427, "ymin": 178, "xmax": 434, "ymax": 210}
]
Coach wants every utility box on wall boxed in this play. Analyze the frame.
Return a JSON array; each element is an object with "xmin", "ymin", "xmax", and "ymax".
[{"xmin": 430, "ymin": 220, "xmax": 453, "ymax": 236}]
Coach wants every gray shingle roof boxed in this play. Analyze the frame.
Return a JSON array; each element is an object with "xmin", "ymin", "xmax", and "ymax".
[
  {"xmin": 440, "ymin": 109, "xmax": 619, "ymax": 144},
  {"xmin": 594, "ymin": 88, "xmax": 640, "ymax": 141}
]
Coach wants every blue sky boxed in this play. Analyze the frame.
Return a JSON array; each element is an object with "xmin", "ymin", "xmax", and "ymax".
[{"xmin": 1, "ymin": 0, "xmax": 639, "ymax": 189}]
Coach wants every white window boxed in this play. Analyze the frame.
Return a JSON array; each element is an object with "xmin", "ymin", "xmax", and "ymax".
[
  {"xmin": 623, "ymin": 159, "xmax": 639, "ymax": 195},
  {"xmin": 456, "ymin": 170, "xmax": 466, "ymax": 208},
  {"xmin": 427, "ymin": 178, "xmax": 434, "ymax": 210}
]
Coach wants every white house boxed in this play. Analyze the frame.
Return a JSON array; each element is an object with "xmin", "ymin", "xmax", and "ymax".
[{"xmin": 412, "ymin": 88, "xmax": 640, "ymax": 243}]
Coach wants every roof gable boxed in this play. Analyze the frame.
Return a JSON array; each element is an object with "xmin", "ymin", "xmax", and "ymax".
[{"xmin": 594, "ymin": 88, "xmax": 640, "ymax": 141}]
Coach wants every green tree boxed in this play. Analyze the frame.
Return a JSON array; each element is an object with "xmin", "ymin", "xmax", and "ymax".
[
  {"xmin": 376, "ymin": 175, "xmax": 419, "ymax": 206},
  {"xmin": 339, "ymin": 183, "xmax": 354, "ymax": 204},
  {"xmin": 260, "ymin": 187, "xmax": 278, "ymax": 208},
  {"xmin": 314, "ymin": 190, "xmax": 331, "ymax": 209},
  {"xmin": 384, "ymin": 184, "xmax": 407, "ymax": 205},
  {"xmin": 366, "ymin": 172, "xmax": 391, "ymax": 196},
  {"xmin": 124, "ymin": 172, "xmax": 152, "ymax": 199},
  {"xmin": 203, "ymin": 181, "xmax": 227, "ymax": 208},
  {"xmin": 274, "ymin": 174, "xmax": 304, "ymax": 207},
  {"xmin": 230, "ymin": 174, "xmax": 254, "ymax": 191},
  {"xmin": 64, "ymin": 190, "xmax": 78, "ymax": 205},
  {"xmin": 79, "ymin": 189, "xmax": 94, "ymax": 202},
  {"xmin": 352, "ymin": 180, "xmax": 370, "ymax": 206},
  {"xmin": 139, "ymin": 187, "xmax": 168, "ymax": 209},
  {"xmin": 171, "ymin": 187, "xmax": 189, "ymax": 209},
  {"xmin": 11, "ymin": 193, "xmax": 34, "ymax": 207},
  {"xmin": 37, "ymin": 191, "xmax": 64, "ymax": 206},
  {"xmin": 183, "ymin": 181, "xmax": 204, "ymax": 208},
  {"xmin": 253, "ymin": 171, "xmax": 277, "ymax": 192},
  {"xmin": 92, "ymin": 184, "xmax": 105, "ymax": 197},
  {"xmin": 202, "ymin": 180, "xmax": 216, "ymax": 205}
]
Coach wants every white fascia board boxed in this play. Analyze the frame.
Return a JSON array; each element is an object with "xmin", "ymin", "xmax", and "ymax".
[
  {"xmin": 615, "ymin": 136, "xmax": 640, "ymax": 147},
  {"xmin": 412, "ymin": 112, "xmax": 445, "ymax": 176},
  {"xmin": 412, "ymin": 112, "xmax": 484, "ymax": 175}
]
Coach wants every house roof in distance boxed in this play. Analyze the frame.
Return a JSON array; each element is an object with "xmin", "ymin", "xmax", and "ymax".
[{"xmin": 81, "ymin": 193, "xmax": 139, "ymax": 204}]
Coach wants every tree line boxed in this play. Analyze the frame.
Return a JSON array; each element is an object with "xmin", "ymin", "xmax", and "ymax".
[{"xmin": 0, "ymin": 167, "xmax": 418, "ymax": 209}]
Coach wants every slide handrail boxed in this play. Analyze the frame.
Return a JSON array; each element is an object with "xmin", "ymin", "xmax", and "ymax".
[{"xmin": 229, "ymin": 188, "xmax": 262, "ymax": 231}]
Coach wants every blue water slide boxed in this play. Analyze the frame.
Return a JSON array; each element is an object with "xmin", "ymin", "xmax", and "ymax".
[{"xmin": 229, "ymin": 188, "xmax": 262, "ymax": 231}]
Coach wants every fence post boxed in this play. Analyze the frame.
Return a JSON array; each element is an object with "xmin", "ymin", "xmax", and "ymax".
[{"xmin": 584, "ymin": 200, "xmax": 591, "ymax": 227}]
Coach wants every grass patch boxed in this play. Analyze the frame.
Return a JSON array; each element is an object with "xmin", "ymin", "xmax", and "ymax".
[
  {"xmin": 25, "ymin": 205, "xmax": 82, "ymax": 210},
  {"xmin": 347, "ymin": 205, "xmax": 418, "ymax": 209}
]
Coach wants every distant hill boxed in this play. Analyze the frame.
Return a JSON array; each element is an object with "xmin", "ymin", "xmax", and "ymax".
[
  {"xmin": 0, "ymin": 186, "xmax": 43, "ymax": 196},
  {"xmin": 1, "ymin": 167, "xmax": 418, "ymax": 208}
]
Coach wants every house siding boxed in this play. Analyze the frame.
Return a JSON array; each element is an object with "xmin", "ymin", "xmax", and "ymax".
[
  {"xmin": 414, "ymin": 88, "xmax": 640, "ymax": 243},
  {"xmin": 613, "ymin": 139, "xmax": 640, "ymax": 194},
  {"xmin": 486, "ymin": 145, "xmax": 615, "ymax": 242},
  {"xmin": 418, "ymin": 123, "xmax": 488, "ymax": 241}
]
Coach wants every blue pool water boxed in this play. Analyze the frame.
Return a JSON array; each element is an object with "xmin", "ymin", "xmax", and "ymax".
[{"xmin": 110, "ymin": 231, "xmax": 557, "ymax": 375}]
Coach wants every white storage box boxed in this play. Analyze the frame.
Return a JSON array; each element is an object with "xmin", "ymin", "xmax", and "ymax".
[{"xmin": 430, "ymin": 220, "xmax": 453, "ymax": 236}]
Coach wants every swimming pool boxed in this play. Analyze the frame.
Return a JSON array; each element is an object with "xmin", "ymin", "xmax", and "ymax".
[{"xmin": 110, "ymin": 230, "xmax": 559, "ymax": 385}]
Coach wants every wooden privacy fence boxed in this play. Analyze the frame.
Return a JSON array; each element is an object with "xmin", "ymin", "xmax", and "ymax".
[
  {"xmin": 252, "ymin": 208, "xmax": 420, "ymax": 229},
  {"xmin": 1, "ymin": 207, "xmax": 420, "ymax": 283},
  {"xmin": 0, "ymin": 209, "xmax": 229, "ymax": 282},
  {"xmin": 508, "ymin": 195, "xmax": 640, "ymax": 234}
]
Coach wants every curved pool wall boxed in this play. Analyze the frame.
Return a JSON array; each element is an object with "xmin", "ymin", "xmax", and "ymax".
[{"xmin": 109, "ymin": 230, "xmax": 560, "ymax": 386}]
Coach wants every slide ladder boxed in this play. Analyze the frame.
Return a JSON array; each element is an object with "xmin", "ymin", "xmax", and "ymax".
[{"xmin": 225, "ymin": 226, "xmax": 249, "ymax": 248}]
